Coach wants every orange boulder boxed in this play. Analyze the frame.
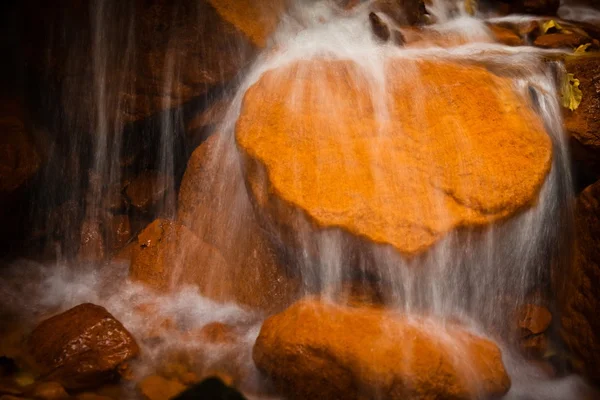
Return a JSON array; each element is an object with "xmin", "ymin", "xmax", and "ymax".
[
  {"xmin": 26, "ymin": 304, "xmax": 139, "ymax": 390},
  {"xmin": 253, "ymin": 299, "xmax": 511, "ymax": 399},
  {"xmin": 236, "ymin": 59, "xmax": 552, "ymax": 256}
]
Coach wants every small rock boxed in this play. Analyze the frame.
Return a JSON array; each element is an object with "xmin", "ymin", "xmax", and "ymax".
[
  {"xmin": 138, "ymin": 375, "xmax": 186, "ymax": 400},
  {"xmin": 518, "ymin": 304, "xmax": 552, "ymax": 336},
  {"xmin": 488, "ymin": 24, "xmax": 524, "ymax": 46},
  {"xmin": 520, "ymin": 333, "xmax": 549, "ymax": 358},
  {"xmin": 369, "ymin": 12, "xmax": 391, "ymax": 42},
  {"xmin": 172, "ymin": 377, "xmax": 246, "ymax": 400},
  {"xmin": 28, "ymin": 381, "xmax": 69, "ymax": 400},
  {"xmin": 26, "ymin": 303, "xmax": 140, "ymax": 390},
  {"xmin": 534, "ymin": 32, "xmax": 588, "ymax": 49}
]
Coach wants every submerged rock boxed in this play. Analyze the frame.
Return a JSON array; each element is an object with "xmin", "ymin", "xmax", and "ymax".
[
  {"xmin": 138, "ymin": 375, "xmax": 186, "ymax": 400},
  {"xmin": 26, "ymin": 303, "xmax": 139, "ymax": 390},
  {"xmin": 236, "ymin": 59, "xmax": 552, "ymax": 257},
  {"xmin": 253, "ymin": 299, "xmax": 511, "ymax": 399},
  {"xmin": 560, "ymin": 181, "xmax": 600, "ymax": 383}
]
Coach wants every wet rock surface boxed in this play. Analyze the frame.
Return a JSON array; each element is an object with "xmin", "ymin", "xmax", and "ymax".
[
  {"xmin": 236, "ymin": 59, "xmax": 552, "ymax": 256},
  {"xmin": 26, "ymin": 304, "xmax": 139, "ymax": 390},
  {"xmin": 560, "ymin": 181, "xmax": 600, "ymax": 383},
  {"xmin": 253, "ymin": 298, "xmax": 511, "ymax": 400},
  {"xmin": 563, "ymin": 54, "xmax": 600, "ymax": 183},
  {"xmin": 177, "ymin": 134, "xmax": 300, "ymax": 312}
]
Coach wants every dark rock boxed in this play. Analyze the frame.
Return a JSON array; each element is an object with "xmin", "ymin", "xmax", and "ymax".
[
  {"xmin": 173, "ymin": 377, "xmax": 246, "ymax": 400},
  {"xmin": 26, "ymin": 303, "xmax": 139, "ymax": 390},
  {"xmin": 125, "ymin": 171, "xmax": 173, "ymax": 214},
  {"xmin": 563, "ymin": 54, "xmax": 600, "ymax": 183},
  {"xmin": 371, "ymin": 0, "xmax": 427, "ymax": 26},
  {"xmin": 369, "ymin": 12, "xmax": 391, "ymax": 42},
  {"xmin": 534, "ymin": 32, "xmax": 588, "ymax": 48},
  {"xmin": 560, "ymin": 180, "xmax": 600, "ymax": 383}
]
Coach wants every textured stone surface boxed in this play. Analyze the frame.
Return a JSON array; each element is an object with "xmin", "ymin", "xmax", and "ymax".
[
  {"xmin": 207, "ymin": 0, "xmax": 285, "ymax": 47},
  {"xmin": 236, "ymin": 59, "xmax": 552, "ymax": 255},
  {"xmin": 26, "ymin": 304, "xmax": 139, "ymax": 390},
  {"xmin": 560, "ymin": 181, "xmax": 600, "ymax": 383},
  {"xmin": 178, "ymin": 134, "xmax": 300, "ymax": 312},
  {"xmin": 130, "ymin": 217, "xmax": 297, "ymax": 312},
  {"xmin": 563, "ymin": 55, "xmax": 600, "ymax": 181},
  {"xmin": 254, "ymin": 299, "xmax": 511, "ymax": 400},
  {"xmin": 24, "ymin": 0, "xmax": 256, "ymax": 126}
]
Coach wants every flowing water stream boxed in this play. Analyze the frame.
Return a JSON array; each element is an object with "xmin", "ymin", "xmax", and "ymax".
[{"xmin": 0, "ymin": 0, "xmax": 595, "ymax": 398}]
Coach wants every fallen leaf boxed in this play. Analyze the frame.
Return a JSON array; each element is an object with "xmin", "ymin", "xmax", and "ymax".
[
  {"xmin": 541, "ymin": 20, "xmax": 563, "ymax": 34},
  {"xmin": 574, "ymin": 43, "xmax": 591, "ymax": 54},
  {"xmin": 561, "ymin": 73, "xmax": 583, "ymax": 111}
]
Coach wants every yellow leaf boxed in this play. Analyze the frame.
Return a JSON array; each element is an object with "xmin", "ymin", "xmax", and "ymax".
[
  {"xmin": 542, "ymin": 20, "xmax": 563, "ymax": 34},
  {"xmin": 561, "ymin": 73, "xmax": 583, "ymax": 111},
  {"xmin": 465, "ymin": 0, "xmax": 478, "ymax": 16},
  {"xmin": 574, "ymin": 43, "xmax": 592, "ymax": 54},
  {"xmin": 14, "ymin": 371, "xmax": 35, "ymax": 387}
]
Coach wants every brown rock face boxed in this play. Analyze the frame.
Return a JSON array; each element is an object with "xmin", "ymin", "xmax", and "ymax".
[
  {"xmin": 130, "ymin": 219, "xmax": 230, "ymax": 293},
  {"xmin": 0, "ymin": 99, "xmax": 41, "ymax": 247},
  {"xmin": 236, "ymin": 59, "xmax": 552, "ymax": 256},
  {"xmin": 207, "ymin": 0, "xmax": 285, "ymax": 47},
  {"xmin": 253, "ymin": 299, "xmax": 511, "ymax": 400},
  {"xmin": 26, "ymin": 303, "xmax": 139, "ymax": 390},
  {"xmin": 563, "ymin": 55, "xmax": 600, "ymax": 180},
  {"xmin": 560, "ymin": 181, "xmax": 600, "ymax": 382},
  {"xmin": 178, "ymin": 134, "xmax": 300, "ymax": 312},
  {"xmin": 24, "ymin": 0, "xmax": 256, "ymax": 127},
  {"xmin": 0, "ymin": 100, "xmax": 40, "ymax": 193},
  {"xmin": 130, "ymin": 217, "xmax": 296, "ymax": 312}
]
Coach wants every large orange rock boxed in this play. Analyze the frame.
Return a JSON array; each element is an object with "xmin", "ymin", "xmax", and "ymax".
[
  {"xmin": 177, "ymin": 134, "xmax": 300, "ymax": 313},
  {"xmin": 560, "ymin": 181, "xmax": 600, "ymax": 383},
  {"xmin": 236, "ymin": 59, "xmax": 552, "ymax": 256},
  {"xmin": 26, "ymin": 304, "xmax": 139, "ymax": 390},
  {"xmin": 253, "ymin": 299, "xmax": 511, "ymax": 399}
]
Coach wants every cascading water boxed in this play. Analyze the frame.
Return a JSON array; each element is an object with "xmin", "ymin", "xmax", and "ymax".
[{"xmin": 1, "ymin": 0, "xmax": 597, "ymax": 399}]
